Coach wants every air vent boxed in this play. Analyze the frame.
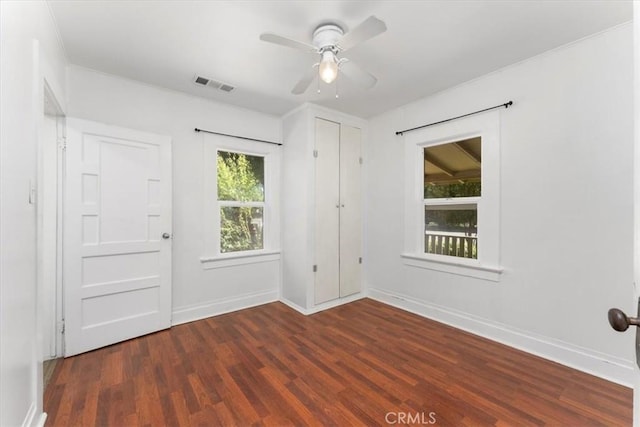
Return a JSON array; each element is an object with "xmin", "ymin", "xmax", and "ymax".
[
  {"xmin": 194, "ymin": 76, "xmax": 209, "ymax": 85},
  {"xmin": 193, "ymin": 75, "xmax": 235, "ymax": 93}
]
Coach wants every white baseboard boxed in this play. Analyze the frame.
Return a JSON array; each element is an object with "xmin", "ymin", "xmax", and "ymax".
[
  {"xmin": 368, "ymin": 288, "xmax": 634, "ymax": 387},
  {"xmin": 279, "ymin": 298, "xmax": 309, "ymax": 315},
  {"xmin": 171, "ymin": 290, "xmax": 278, "ymax": 326},
  {"xmin": 280, "ymin": 292, "xmax": 365, "ymax": 316},
  {"xmin": 35, "ymin": 413, "xmax": 47, "ymax": 427},
  {"xmin": 21, "ymin": 403, "xmax": 40, "ymax": 427}
]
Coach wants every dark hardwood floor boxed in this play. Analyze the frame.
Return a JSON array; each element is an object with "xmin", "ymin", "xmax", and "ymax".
[{"xmin": 44, "ymin": 299, "xmax": 632, "ymax": 426}]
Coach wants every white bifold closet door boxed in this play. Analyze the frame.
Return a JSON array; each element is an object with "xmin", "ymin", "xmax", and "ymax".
[
  {"xmin": 314, "ymin": 118, "xmax": 362, "ymax": 305},
  {"xmin": 338, "ymin": 124, "xmax": 362, "ymax": 298},
  {"xmin": 314, "ymin": 119, "xmax": 341, "ymax": 304}
]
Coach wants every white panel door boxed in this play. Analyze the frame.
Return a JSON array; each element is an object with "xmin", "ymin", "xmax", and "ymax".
[
  {"xmin": 314, "ymin": 118, "xmax": 340, "ymax": 304},
  {"xmin": 64, "ymin": 118, "xmax": 172, "ymax": 356},
  {"xmin": 339, "ymin": 125, "xmax": 362, "ymax": 297}
]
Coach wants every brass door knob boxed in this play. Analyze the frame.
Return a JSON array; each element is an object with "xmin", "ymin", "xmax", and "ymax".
[{"xmin": 608, "ymin": 308, "xmax": 640, "ymax": 332}]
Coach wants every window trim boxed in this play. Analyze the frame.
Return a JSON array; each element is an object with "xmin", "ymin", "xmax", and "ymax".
[
  {"xmin": 402, "ymin": 111, "xmax": 502, "ymax": 281},
  {"xmin": 201, "ymin": 250, "xmax": 281, "ymax": 270},
  {"xmin": 202, "ymin": 135, "xmax": 281, "ymax": 266}
]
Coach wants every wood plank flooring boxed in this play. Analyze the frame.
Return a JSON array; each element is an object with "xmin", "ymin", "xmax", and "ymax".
[
  {"xmin": 44, "ymin": 299, "xmax": 633, "ymax": 426},
  {"xmin": 44, "ymin": 358, "xmax": 60, "ymax": 390}
]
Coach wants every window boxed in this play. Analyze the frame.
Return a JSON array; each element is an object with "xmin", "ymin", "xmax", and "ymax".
[
  {"xmin": 217, "ymin": 151, "xmax": 265, "ymax": 253},
  {"xmin": 424, "ymin": 138, "xmax": 481, "ymax": 259},
  {"xmin": 201, "ymin": 135, "xmax": 280, "ymax": 267},
  {"xmin": 402, "ymin": 112, "xmax": 502, "ymax": 281}
]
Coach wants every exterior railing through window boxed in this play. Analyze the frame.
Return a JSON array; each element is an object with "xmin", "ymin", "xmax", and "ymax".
[{"xmin": 425, "ymin": 233, "xmax": 477, "ymax": 259}]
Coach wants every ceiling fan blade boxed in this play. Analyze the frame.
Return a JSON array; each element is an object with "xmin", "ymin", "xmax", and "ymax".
[
  {"xmin": 260, "ymin": 33, "xmax": 316, "ymax": 52},
  {"xmin": 292, "ymin": 66, "xmax": 317, "ymax": 94},
  {"xmin": 337, "ymin": 16, "xmax": 387, "ymax": 52},
  {"xmin": 339, "ymin": 60, "xmax": 377, "ymax": 89}
]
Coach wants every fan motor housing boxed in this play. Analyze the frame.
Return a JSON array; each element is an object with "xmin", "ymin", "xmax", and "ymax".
[{"xmin": 312, "ymin": 24, "xmax": 344, "ymax": 49}]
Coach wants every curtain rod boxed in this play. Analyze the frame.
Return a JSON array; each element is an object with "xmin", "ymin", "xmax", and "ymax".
[
  {"xmin": 194, "ymin": 128, "xmax": 282, "ymax": 146},
  {"xmin": 395, "ymin": 101, "xmax": 513, "ymax": 136}
]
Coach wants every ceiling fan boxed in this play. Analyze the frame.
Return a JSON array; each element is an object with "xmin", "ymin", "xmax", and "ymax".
[{"xmin": 260, "ymin": 16, "xmax": 387, "ymax": 95}]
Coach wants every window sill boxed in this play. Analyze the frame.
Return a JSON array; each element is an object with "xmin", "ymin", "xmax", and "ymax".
[
  {"xmin": 200, "ymin": 250, "xmax": 281, "ymax": 270},
  {"xmin": 400, "ymin": 253, "xmax": 503, "ymax": 282}
]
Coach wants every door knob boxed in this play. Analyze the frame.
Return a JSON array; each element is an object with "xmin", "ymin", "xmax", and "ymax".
[
  {"xmin": 608, "ymin": 308, "xmax": 640, "ymax": 332},
  {"xmin": 162, "ymin": 232, "xmax": 171, "ymax": 240}
]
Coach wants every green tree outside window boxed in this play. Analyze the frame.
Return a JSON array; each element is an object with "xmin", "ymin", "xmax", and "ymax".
[{"xmin": 217, "ymin": 151, "xmax": 265, "ymax": 253}]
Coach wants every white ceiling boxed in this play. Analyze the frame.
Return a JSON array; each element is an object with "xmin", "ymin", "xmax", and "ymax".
[{"xmin": 48, "ymin": 1, "xmax": 632, "ymax": 118}]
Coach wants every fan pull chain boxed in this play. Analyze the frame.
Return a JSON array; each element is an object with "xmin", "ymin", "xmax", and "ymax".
[{"xmin": 335, "ymin": 78, "xmax": 339, "ymax": 98}]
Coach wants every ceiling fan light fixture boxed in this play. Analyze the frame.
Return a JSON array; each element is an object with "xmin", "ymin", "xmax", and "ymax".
[
  {"xmin": 260, "ymin": 16, "xmax": 386, "ymax": 94},
  {"xmin": 319, "ymin": 50, "xmax": 338, "ymax": 84}
]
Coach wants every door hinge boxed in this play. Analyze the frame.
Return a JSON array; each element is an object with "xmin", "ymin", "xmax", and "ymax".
[
  {"xmin": 58, "ymin": 136, "xmax": 67, "ymax": 150},
  {"xmin": 313, "ymin": 150, "xmax": 318, "ymax": 158},
  {"xmin": 359, "ymin": 257, "xmax": 362, "ymax": 264},
  {"xmin": 60, "ymin": 320, "xmax": 65, "ymax": 334},
  {"xmin": 313, "ymin": 265, "xmax": 317, "ymax": 272},
  {"xmin": 28, "ymin": 181, "xmax": 36, "ymax": 205},
  {"xmin": 359, "ymin": 157, "xmax": 363, "ymax": 165}
]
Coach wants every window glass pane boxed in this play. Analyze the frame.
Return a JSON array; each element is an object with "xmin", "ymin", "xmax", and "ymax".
[
  {"xmin": 425, "ymin": 205, "xmax": 477, "ymax": 259},
  {"xmin": 220, "ymin": 206, "xmax": 263, "ymax": 253},
  {"xmin": 217, "ymin": 151, "xmax": 265, "ymax": 202},
  {"xmin": 424, "ymin": 137, "xmax": 481, "ymax": 199}
]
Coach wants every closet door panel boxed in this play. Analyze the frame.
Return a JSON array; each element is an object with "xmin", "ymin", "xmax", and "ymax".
[
  {"xmin": 339, "ymin": 125, "xmax": 362, "ymax": 297},
  {"xmin": 314, "ymin": 118, "xmax": 340, "ymax": 304}
]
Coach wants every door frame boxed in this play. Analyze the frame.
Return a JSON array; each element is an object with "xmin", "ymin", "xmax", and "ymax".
[
  {"xmin": 633, "ymin": 4, "xmax": 639, "ymax": 426},
  {"xmin": 37, "ymin": 80, "xmax": 66, "ymax": 360}
]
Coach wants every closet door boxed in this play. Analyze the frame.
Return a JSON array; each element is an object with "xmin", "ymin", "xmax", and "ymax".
[
  {"xmin": 339, "ymin": 125, "xmax": 362, "ymax": 297},
  {"xmin": 314, "ymin": 118, "xmax": 340, "ymax": 304}
]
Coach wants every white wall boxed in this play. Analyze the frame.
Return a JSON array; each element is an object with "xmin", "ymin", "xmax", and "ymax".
[
  {"xmin": 0, "ymin": 1, "xmax": 68, "ymax": 425},
  {"xmin": 365, "ymin": 24, "xmax": 635, "ymax": 385},
  {"xmin": 66, "ymin": 66, "xmax": 282, "ymax": 324}
]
